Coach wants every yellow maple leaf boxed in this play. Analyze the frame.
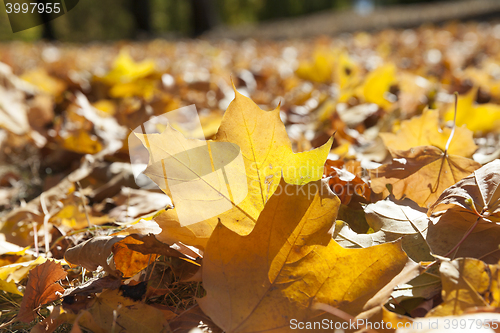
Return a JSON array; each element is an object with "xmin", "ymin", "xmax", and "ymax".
[{"xmin": 199, "ymin": 178, "xmax": 415, "ymax": 332}]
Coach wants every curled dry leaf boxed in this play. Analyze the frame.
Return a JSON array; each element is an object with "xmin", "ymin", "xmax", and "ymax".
[
  {"xmin": 112, "ymin": 234, "xmax": 191, "ymax": 278},
  {"xmin": 62, "ymin": 275, "xmax": 121, "ymax": 299},
  {"xmin": 17, "ymin": 260, "xmax": 67, "ymax": 323},
  {"xmin": 64, "ymin": 235, "xmax": 125, "ymax": 276},
  {"xmin": 427, "ymin": 159, "xmax": 500, "ymax": 263},
  {"xmin": 380, "ymin": 108, "xmax": 477, "ymax": 158},
  {"xmin": 369, "ymin": 146, "xmax": 481, "ymax": 208},
  {"xmin": 199, "ymin": 178, "xmax": 416, "ymax": 332},
  {"xmin": 65, "ymin": 234, "xmax": 188, "ymax": 278}
]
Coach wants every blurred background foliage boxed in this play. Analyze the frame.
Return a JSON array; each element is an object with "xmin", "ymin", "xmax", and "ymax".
[{"xmin": 0, "ymin": 0, "xmax": 454, "ymax": 42}]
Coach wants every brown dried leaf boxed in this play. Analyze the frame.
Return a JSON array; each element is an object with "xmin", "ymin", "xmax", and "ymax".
[
  {"xmin": 64, "ymin": 235, "xmax": 125, "ymax": 276},
  {"xmin": 17, "ymin": 260, "xmax": 67, "ymax": 323}
]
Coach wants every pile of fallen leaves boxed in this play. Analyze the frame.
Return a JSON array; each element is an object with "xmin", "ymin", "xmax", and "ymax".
[{"xmin": 1, "ymin": 20, "xmax": 500, "ymax": 332}]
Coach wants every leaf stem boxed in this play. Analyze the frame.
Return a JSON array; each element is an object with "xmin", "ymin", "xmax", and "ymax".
[
  {"xmin": 76, "ymin": 181, "xmax": 92, "ymax": 229},
  {"xmin": 444, "ymin": 92, "xmax": 458, "ymax": 155}
]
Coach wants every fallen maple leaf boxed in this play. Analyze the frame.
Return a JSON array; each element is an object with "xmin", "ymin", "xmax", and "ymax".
[
  {"xmin": 199, "ymin": 178, "xmax": 416, "ymax": 332},
  {"xmin": 20, "ymin": 68, "xmax": 66, "ymax": 98},
  {"xmin": 369, "ymin": 146, "xmax": 481, "ymax": 208},
  {"xmin": 428, "ymin": 159, "xmax": 500, "ymax": 220},
  {"xmin": 17, "ymin": 260, "xmax": 67, "ymax": 323},
  {"xmin": 153, "ymin": 208, "xmax": 215, "ymax": 250},
  {"xmin": 380, "ymin": 108, "xmax": 477, "ymax": 158}
]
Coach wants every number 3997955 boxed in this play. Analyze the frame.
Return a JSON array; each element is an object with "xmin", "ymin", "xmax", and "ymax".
[{"xmin": 5, "ymin": 2, "xmax": 61, "ymax": 14}]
